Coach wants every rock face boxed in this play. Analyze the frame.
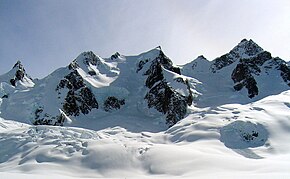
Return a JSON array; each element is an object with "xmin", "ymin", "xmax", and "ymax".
[
  {"xmin": 211, "ymin": 39, "xmax": 264, "ymax": 73},
  {"xmin": 9, "ymin": 61, "xmax": 25, "ymax": 86},
  {"xmin": 279, "ymin": 62, "xmax": 290, "ymax": 86},
  {"xmin": 103, "ymin": 96, "xmax": 125, "ymax": 112},
  {"xmin": 231, "ymin": 51, "xmax": 272, "ymax": 98},
  {"xmin": 211, "ymin": 39, "xmax": 290, "ymax": 98},
  {"xmin": 33, "ymin": 107, "xmax": 66, "ymax": 126},
  {"xmin": 57, "ymin": 65, "xmax": 99, "ymax": 117},
  {"xmin": 33, "ymin": 52, "xmax": 102, "ymax": 125},
  {"xmin": 139, "ymin": 49, "xmax": 193, "ymax": 126},
  {"xmin": 4, "ymin": 61, "xmax": 34, "ymax": 87}
]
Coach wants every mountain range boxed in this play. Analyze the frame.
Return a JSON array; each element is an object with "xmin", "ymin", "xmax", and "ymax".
[
  {"xmin": 0, "ymin": 39, "xmax": 289, "ymax": 127},
  {"xmin": 1, "ymin": 39, "xmax": 290, "ymax": 178}
]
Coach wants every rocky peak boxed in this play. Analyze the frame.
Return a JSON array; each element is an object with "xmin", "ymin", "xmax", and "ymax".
[
  {"xmin": 211, "ymin": 39, "xmax": 264, "ymax": 72},
  {"xmin": 196, "ymin": 55, "xmax": 207, "ymax": 60},
  {"xmin": 6, "ymin": 61, "xmax": 34, "ymax": 87},
  {"xmin": 110, "ymin": 52, "xmax": 121, "ymax": 60},
  {"xmin": 140, "ymin": 50, "xmax": 193, "ymax": 126},
  {"xmin": 231, "ymin": 39, "xmax": 264, "ymax": 58},
  {"xmin": 13, "ymin": 60, "xmax": 24, "ymax": 69},
  {"xmin": 136, "ymin": 47, "xmax": 180, "ymax": 75},
  {"xmin": 72, "ymin": 51, "xmax": 101, "ymax": 67}
]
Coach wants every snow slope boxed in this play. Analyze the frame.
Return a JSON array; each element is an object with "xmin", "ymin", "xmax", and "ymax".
[{"xmin": 1, "ymin": 90, "xmax": 290, "ymax": 178}]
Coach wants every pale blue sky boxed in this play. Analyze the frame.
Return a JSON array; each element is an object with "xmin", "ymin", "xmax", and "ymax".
[{"xmin": 1, "ymin": 0, "xmax": 290, "ymax": 78}]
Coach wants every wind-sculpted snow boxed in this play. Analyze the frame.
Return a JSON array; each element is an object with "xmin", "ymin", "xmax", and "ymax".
[{"xmin": 1, "ymin": 90, "xmax": 290, "ymax": 178}]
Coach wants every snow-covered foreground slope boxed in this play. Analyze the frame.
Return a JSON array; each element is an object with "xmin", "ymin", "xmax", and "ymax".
[{"xmin": 1, "ymin": 90, "xmax": 290, "ymax": 178}]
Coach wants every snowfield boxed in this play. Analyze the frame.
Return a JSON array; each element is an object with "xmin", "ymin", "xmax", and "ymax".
[{"xmin": 1, "ymin": 90, "xmax": 290, "ymax": 178}]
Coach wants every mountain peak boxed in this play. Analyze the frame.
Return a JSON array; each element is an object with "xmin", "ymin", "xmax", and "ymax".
[
  {"xmin": 110, "ymin": 52, "xmax": 121, "ymax": 60},
  {"xmin": 71, "ymin": 51, "xmax": 101, "ymax": 68},
  {"xmin": 196, "ymin": 55, "xmax": 207, "ymax": 61},
  {"xmin": 231, "ymin": 39, "xmax": 264, "ymax": 58},
  {"xmin": 156, "ymin": 46, "xmax": 162, "ymax": 50},
  {"xmin": 13, "ymin": 60, "xmax": 24, "ymax": 69}
]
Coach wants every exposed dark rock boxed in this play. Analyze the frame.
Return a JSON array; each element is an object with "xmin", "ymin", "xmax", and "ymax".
[
  {"xmin": 1, "ymin": 94, "xmax": 8, "ymax": 98},
  {"xmin": 33, "ymin": 107, "xmax": 65, "ymax": 126},
  {"xmin": 68, "ymin": 61, "xmax": 78, "ymax": 70},
  {"xmin": 137, "ymin": 50, "xmax": 181, "ymax": 75},
  {"xmin": 230, "ymin": 51, "xmax": 273, "ymax": 98},
  {"xmin": 212, "ymin": 54, "xmax": 235, "ymax": 73},
  {"xmin": 56, "ymin": 71, "xmax": 85, "ymax": 91},
  {"xmin": 211, "ymin": 39, "xmax": 264, "ymax": 72},
  {"xmin": 9, "ymin": 61, "xmax": 32, "ymax": 87},
  {"xmin": 34, "ymin": 107, "xmax": 43, "ymax": 120},
  {"xmin": 242, "ymin": 131, "xmax": 259, "ymax": 141},
  {"xmin": 56, "ymin": 70, "xmax": 98, "ymax": 117},
  {"xmin": 239, "ymin": 51, "xmax": 272, "ymax": 75},
  {"xmin": 88, "ymin": 70, "xmax": 97, "ymax": 76},
  {"xmin": 15, "ymin": 69, "xmax": 25, "ymax": 80},
  {"xmin": 185, "ymin": 79, "xmax": 193, "ymax": 105},
  {"xmin": 279, "ymin": 63, "xmax": 290, "ymax": 86},
  {"xmin": 157, "ymin": 50, "xmax": 181, "ymax": 75},
  {"xmin": 232, "ymin": 63, "xmax": 259, "ymax": 98},
  {"xmin": 82, "ymin": 51, "xmax": 99, "ymax": 66},
  {"xmin": 245, "ymin": 76, "xmax": 258, "ymax": 98},
  {"xmin": 63, "ymin": 91, "xmax": 81, "ymax": 116},
  {"xmin": 232, "ymin": 64, "xmax": 248, "ymax": 83},
  {"xmin": 10, "ymin": 79, "xmax": 16, "ymax": 87},
  {"xmin": 136, "ymin": 59, "xmax": 149, "ymax": 73},
  {"xmin": 145, "ymin": 81, "xmax": 187, "ymax": 127},
  {"xmin": 111, "ymin": 52, "xmax": 120, "ymax": 60},
  {"xmin": 237, "ymin": 39, "xmax": 263, "ymax": 57},
  {"xmin": 78, "ymin": 87, "xmax": 99, "ymax": 114},
  {"xmin": 141, "ymin": 50, "xmax": 193, "ymax": 126},
  {"xmin": 104, "ymin": 96, "xmax": 125, "ymax": 112},
  {"xmin": 231, "ymin": 51, "xmax": 290, "ymax": 98},
  {"xmin": 144, "ymin": 60, "xmax": 164, "ymax": 88}
]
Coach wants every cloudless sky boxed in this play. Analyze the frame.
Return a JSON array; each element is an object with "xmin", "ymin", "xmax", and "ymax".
[{"xmin": 1, "ymin": 0, "xmax": 290, "ymax": 78}]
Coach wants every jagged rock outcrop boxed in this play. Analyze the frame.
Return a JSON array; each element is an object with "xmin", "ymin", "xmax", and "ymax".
[
  {"xmin": 33, "ymin": 107, "xmax": 65, "ymax": 126},
  {"xmin": 145, "ymin": 80, "xmax": 188, "ymax": 126},
  {"xmin": 211, "ymin": 39, "xmax": 264, "ymax": 73},
  {"xmin": 140, "ymin": 49, "xmax": 193, "ymax": 126},
  {"xmin": 111, "ymin": 52, "xmax": 121, "ymax": 60},
  {"xmin": 209, "ymin": 39, "xmax": 290, "ymax": 98},
  {"xmin": 231, "ymin": 51, "xmax": 272, "ymax": 98},
  {"xmin": 4, "ymin": 61, "xmax": 34, "ymax": 87},
  {"xmin": 104, "ymin": 96, "xmax": 125, "ymax": 112},
  {"xmin": 56, "ymin": 70, "xmax": 98, "ymax": 116},
  {"xmin": 10, "ymin": 61, "xmax": 25, "ymax": 86}
]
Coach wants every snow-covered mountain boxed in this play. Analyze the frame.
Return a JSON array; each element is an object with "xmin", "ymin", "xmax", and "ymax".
[
  {"xmin": 182, "ymin": 39, "xmax": 290, "ymax": 107},
  {"xmin": 1, "ymin": 39, "xmax": 290, "ymax": 178},
  {"xmin": 0, "ymin": 61, "xmax": 34, "ymax": 97},
  {"xmin": 0, "ymin": 39, "xmax": 289, "ymax": 127},
  {"xmin": 0, "ymin": 47, "xmax": 195, "ymax": 128}
]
